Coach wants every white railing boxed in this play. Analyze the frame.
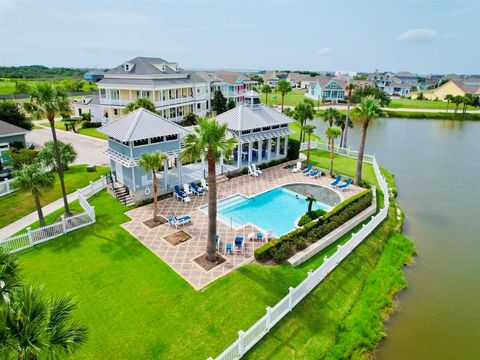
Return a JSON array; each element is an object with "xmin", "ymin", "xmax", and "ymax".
[
  {"xmin": 300, "ymin": 141, "xmax": 375, "ymax": 164},
  {"xmin": 0, "ymin": 176, "xmax": 107, "ymax": 253},
  {"xmin": 0, "ymin": 178, "xmax": 16, "ymax": 197},
  {"xmin": 208, "ymin": 152, "xmax": 389, "ymax": 360}
]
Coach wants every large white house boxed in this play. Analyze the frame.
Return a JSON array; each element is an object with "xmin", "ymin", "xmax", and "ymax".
[{"xmin": 84, "ymin": 57, "xmax": 210, "ymax": 123}]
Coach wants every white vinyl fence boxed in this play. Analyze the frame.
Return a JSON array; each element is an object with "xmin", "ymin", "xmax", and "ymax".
[
  {"xmin": 0, "ymin": 176, "xmax": 107, "ymax": 253},
  {"xmin": 0, "ymin": 178, "xmax": 16, "ymax": 197},
  {"xmin": 209, "ymin": 150, "xmax": 389, "ymax": 360},
  {"xmin": 300, "ymin": 141, "xmax": 375, "ymax": 164}
]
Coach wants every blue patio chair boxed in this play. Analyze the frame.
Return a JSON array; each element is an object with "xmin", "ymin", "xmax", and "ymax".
[
  {"xmin": 233, "ymin": 236, "xmax": 244, "ymax": 253},
  {"xmin": 338, "ymin": 178, "xmax": 353, "ymax": 191},
  {"xmin": 191, "ymin": 182, "xmax": 205, "ymax": 196},
  {"xmin": 257, "ymin": 232, "xmax": 263, "ymax": 241},
  {"xmin": 330, "ymin": 175, "xmax": 342, "ymax": 188},
  {"xmin": 302, "ymin": 164, "xmax": 313, "ymax": 175},
  {"xmin": 168, "ymin": 214, "xmax": 192, "ymax": 228},
  {"xmin": 174, "ymin": 185, "xmax": 191, "ymax": 202},
  {"xmin": 309, "ymin": 170, "xmax": 319, "ymax": 178},
  {"xmin": 225, "ymin": 243, "xmax": 232, "ymax": 255}
]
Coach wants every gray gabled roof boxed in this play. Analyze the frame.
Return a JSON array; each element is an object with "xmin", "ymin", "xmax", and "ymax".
[
  {"xmin": 216, "ymin": 104, "xmax": 295, "ymax": 132},
  {"xmin": 0, "ymin": 120, "xmax": 29, "ymax": 137},
  {"xmin": 105, "ymin": 57, "xmax": 181, "ymax": 76},
  {"xmin": 98, "ymin": 108, "xmax": 189, "ymax": 142}
]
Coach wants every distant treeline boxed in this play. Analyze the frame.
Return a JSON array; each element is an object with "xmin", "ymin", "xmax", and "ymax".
[{"xmin": 0, "ymin": 65, "xmax": 88, "ymax": 79}]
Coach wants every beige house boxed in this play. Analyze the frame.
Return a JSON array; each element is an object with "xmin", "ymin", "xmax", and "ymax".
[{"xmin": 411, "ymin": 79, "xmax": 480, "ymax": 100}]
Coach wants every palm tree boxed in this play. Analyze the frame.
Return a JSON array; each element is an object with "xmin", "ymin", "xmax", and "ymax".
[
  {"xmin": 0, "ymin": 285, "xmax": 87, "ymax": 359},
  {"xmin": 24, "ymin": 84, "xmax": 73, "ymax": 216},
  {"xmin": 351, "ymin": 96, "xmax": 385, "ymax": 185},
  {"xmin": 303, "ymin": 125, "xmax": 316, "ymax": 165},
  {"xmin": 324, "ymin": 127, "xmax": 342, "ymax": 176},
  {"xmin": 294, "ymin": 100, "xmax": 315, "ymax": 142},
  {"xmin": 462, "ymin": 94, "xmax": 473, "ymax": 113},
  {"xmin": 38, "ymin": 141, "xmax": 77, "ymax": 171},
  {"xmin": 125, "ymin": 98, "xmax": 157, "ymax": 113},
  {"xmin": 11, "ymin": 164, "xmax": 55, "ymax": 227},
  {"xmin": 305, "ymin": 195, "xmax": 317, "ymax": 214},
  {"xmin": 444, "ymin": 94, "xmax": 453, "ymax": 113},
  {"xmin": 334, "ymin": 113, "xmax": 353, "ymax": 148},
  {"xmin": 261, "ymin": 84, "xmax": 272, "ymax": 106},
  {"xmin": 322, "ymin": 107, "xmax": 340, "ymax": 146},
  {"xmin": 452, "ymin": 95, "xmax": 463, "ymax": 114},
  {"xmin": 0, "ymin": 248, "xmax": 21, "ymax": 304},
  {"xmin": 343, "ymin": 83, "xmax": 357, "ymax": 147},
  {"xmin": 277, "ymin": 79, "xmax": 292, "ymax": 113},
  {"xmin": 181, "ymin": 118, "xmax": 236, "ymax": 262},
  {"xmin": 138, "ymin": 151, "xmax": 168, "ymax": 222}
]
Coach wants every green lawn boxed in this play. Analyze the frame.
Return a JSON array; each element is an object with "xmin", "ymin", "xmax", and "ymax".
[
  {"xmin": 0, "ymin": 78, "xmax": 96, "ymax": 95},
  {"xmin": 260, "ymin": 89, "xmax": 309, "ymax": 107},
  {"xmin": 0, "ymin": 165, "xmax": 110, "ymax": 228},
  {"xmin": 388, "ymin": 98, "xmax": 476, "ymax": 110},
  {"xmin": 12, "ymin": 151, "xmax": 405, "ymax": 359},
  {"xmin": 52, "ymin": 121, "xmax": 108, "ymax": 140}
]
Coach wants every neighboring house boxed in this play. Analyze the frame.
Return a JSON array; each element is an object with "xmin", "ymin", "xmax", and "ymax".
[
  {"xmin": 288, "ymin": 73, "xmax": 317, "ymax": 89},
  {"xmin": 0, "ymin": 120, "xmax": 29, "ymax": 177},
  {"xmin": 300, "ymin": 75, "xmax": 323, "ymax": 90},
  {"xmin": 411, "ymin": 79, "xmax": 480, "ymax": 100},
  {"xmin": 383, "ymin": 77, "xmax": 415, "ymax": 97},
  {"xmin": 216, "ymin": 91, "xmax": 294, "ymax": 168},
  {"xmin": 394, "ymin": 71, "xmax": 418, "ymax": 84},
  {"xmin": 334, "ymin": 70, "xmax": 357, "ymax": 81},
  {"xmin": 95, "ymin": 56, "xmax": 210, "ymax": 124},
  {"xmin": 265, "ymin": 72, "xmax": 288, "ymax": 88},
  {"xmin": 84, "ymin": 70, "xmax": 105, "ymax": 82},
  {"xmin": 347, "ymin": 79, "xmax": 375, "ymax": 89},
  {"xmin": 306, "ymin": 77, "xmax": 346, "ymax": 102},
  {"xmin": 72, "ymin": 97, "xmax": 93, "ymax": 117},
  {"xmin": 463, "ymin": 76, "xmax": 480, "ymax": 86}
]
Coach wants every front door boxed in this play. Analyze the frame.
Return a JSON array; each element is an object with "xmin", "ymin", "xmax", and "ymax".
[{"xmin": 115, "ymin": 161, "xmax": 124, "ymax": 184}]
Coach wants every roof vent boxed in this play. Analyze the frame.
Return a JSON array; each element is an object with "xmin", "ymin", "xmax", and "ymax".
[
  {"xmin": 122, "ymin": 62, "xmax": 134, "ymax": 72},
  {"xmin": 167, "ymin": 63, "xmax": 178, "ymax": 72}
]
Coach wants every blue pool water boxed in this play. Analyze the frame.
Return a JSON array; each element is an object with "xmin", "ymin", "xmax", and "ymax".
[{"xmin": 216, "ymin": 186, "xmax": 335, "ymax": 237}]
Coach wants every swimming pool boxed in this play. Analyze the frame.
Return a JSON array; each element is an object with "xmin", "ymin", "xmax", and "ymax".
[{"xmin": 212, "ymin": 184, "xmax": 341, "ymax": 237}]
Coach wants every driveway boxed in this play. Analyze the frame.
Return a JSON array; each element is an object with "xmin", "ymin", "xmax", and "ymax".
[{"xmin": 27, "ymin": 126, "xmax": 109, "ymax": 166}]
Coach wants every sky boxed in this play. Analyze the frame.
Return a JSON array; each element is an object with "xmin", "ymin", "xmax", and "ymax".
[{"xmin": 0, "ymin": 0, "xmax": 479, "ymax": 74}]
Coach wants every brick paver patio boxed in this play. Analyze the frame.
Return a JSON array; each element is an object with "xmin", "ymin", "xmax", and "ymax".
[{"xmin": 122, "ymin": 164, "xmax": 363, "ymax": 289}]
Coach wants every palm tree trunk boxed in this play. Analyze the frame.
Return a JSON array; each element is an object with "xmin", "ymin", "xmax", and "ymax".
[
  {"xmin": 306, "ymin": 133, "xmax": 311, "ymax": 165},
  {"xmin": 339, "ymin": 127, "xmax": 344, "ymax": 148},
  {"xmin": 152, "ymin": 170, "xmax": 158, "ymax": 221},
  {"xmin": 281, "ymin": 94, "xmax": 285, "ymax": 113},
  {"xmin": 344, "ymin": 97, "xmax": 351, "ymax": 147},
  {"xmin": 446, "ymin": 100, "xmax": 450, "ymax": 113},
  {"xmin": 48, "ymin": 115, "xmax": 71, "ymax": 216},
  {"xmin": 34, "ymin": 194, "xmax": 45, "ymax": 227},
  {"xmin": 206, "ymin": 150, "xmax": 217, "ymax": 262},
  {"xmin": 355, "ymin": 119, "xmax": 369, "ymax": 185},
  {"xmin": 329, "ymin": 138, "xmax": 334, "ymax": 176}
]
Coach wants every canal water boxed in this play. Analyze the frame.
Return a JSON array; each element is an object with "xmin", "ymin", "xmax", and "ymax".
[{"xmin": 311, "ymin": 117, "xmax": 480, "ymax": 360}]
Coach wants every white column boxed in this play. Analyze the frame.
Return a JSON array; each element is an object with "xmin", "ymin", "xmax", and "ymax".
[
  {"xmin": 237, "ymin": 143, "xmax": 242, "ymax": 169},
  {"xmin": 283, "ymin": 136, "xmax": 289, "ymax": 157},
  {"xmin": 177, "ymin": 158, "xmax": 183, "ymax": 185},
  {"xmin": 267, "ymin": 138, "xmax": 272, "ymax": 161},
  {"xmin": 163, "ymin": 159, "xmax": 169, "ymax": 189},
  {"xmin": 129, "ymin": 90, "xmax": 132, "ymax": 102},
  {"xmin": 275, "ymin": 136, "xmax": 281, "ymax": 158},
  {"xmin": 248, "ymin": 141, "xmax": 253, "ymax": 165},
  {"xmin": 258, "ymin": 140, "xmax": 263, "ymax": 164}
]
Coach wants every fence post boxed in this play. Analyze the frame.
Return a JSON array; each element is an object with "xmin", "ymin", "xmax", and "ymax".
[
  {"xmin": 265, "ymin": 306, "xmax": 272, "ymax": 330},
  {"xmin": 26, "ymin": 227, "xmax": 33, "ymax": 246},
  {"xmin": 238, "ymin": 330, "xmax": 245, "ymax": 356},
  {"xmin": 89, "ymin": 181, "xmax": 94, "ymax": 197},
  {"xmin": 288, "ymin": 287, "xmax": 294, "ymax": 311},
  {"xmin": 61, "ymin": 215, "xmax": 67, "ymax": 233}
]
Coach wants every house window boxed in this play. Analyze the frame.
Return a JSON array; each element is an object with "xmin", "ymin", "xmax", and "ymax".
[
  {"xmin": 281, "ymin": 124, "xmax": 288, "ymax": 128},
  {"xmin": 166, "ymin": 134, "xmax": 178, "ymax": 141},
  {"xmin": 150, "ymin": 136, "xmax": 164, "ymax": 144},
  {"xmin": 241, "ymin": 129, "xmax": 251, "ymax": 135},
  {"xmin": 133, "ymin": 139, "xmax": 148, "ymax": 147},
  {"xmin": 197, "ymin": 103, "xmax": 201, "ymax": 110},
  {"xmin": 272, "ymin": 125, "xmax": 280, "ymax": 129},
  {"xmin": 124, "ymin": 64, "xmax": 129, "ymax": 71},
  {"xmin": 114, "ymin": 109, "xmax": 118, "ymax": 116},
  {"xmin": 262, "ymin": 126, "xmax": 270, "ymax": 131},
  {"xmin": 252, "ymin": 128, "xmax": 261, "ymax": 133}
]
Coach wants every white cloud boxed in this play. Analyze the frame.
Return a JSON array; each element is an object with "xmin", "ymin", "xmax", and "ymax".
[
  {"xmin": 316, "ymin": 48, "xmax": 332, "ymax": 56},
  {"xmin": 397, "ymin": 28, "xmax": 437, "ymax": 43},
  {"xmin": 443, "ymin": 31, "xmax": 459, "ymax": 39}
]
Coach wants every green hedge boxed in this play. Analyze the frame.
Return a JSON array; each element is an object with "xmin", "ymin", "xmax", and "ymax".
[
  {"xmin": 254, "ymin": 189, "xmax": 374, "ymax": 263},
  {"xmin": 298, "ymin": 208, "xmax": 327, "ymax": 227},
  {"xmin": 287, "ymin": 138, "xmax": 300, "ymax": 160}
]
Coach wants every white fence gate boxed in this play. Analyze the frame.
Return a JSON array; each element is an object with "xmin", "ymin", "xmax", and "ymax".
[
  {"xmin": 0, "ymin": 176, "xmax": 107, "ymax": 253},
  {"xmin": 209, "ymin": 148, "xmax": 389, "ymax": 360},
  {"xmin": 0, "ymin": 178, "xmax": 16, "ymax": 197}
]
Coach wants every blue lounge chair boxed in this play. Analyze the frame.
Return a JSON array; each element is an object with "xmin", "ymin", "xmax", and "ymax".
[
  {"xmin": 338, "ymin": 178, "xmax": 353, "ymax": 191},
  {"xmin": 233, "ymin": 236, "xmax": 244, "ymax": 253},
  {"xmin": 257, "ymin": 232, "xmax": 263, "ymax": 241},
  {"xmin": 168, "ymin": 215, "xmax": 192, "ymax": 228},
  {"xmin": 191, "ymin": 182, "xmax": 205, "ymax": 196},
  {"xmin": 309, "ymin": 170, "xmax": 319, "ymax": 178},
  {"xmin": 330, "ymin": 175, "xmax": 342, "ymax": 188},
  {"xmin": 302, "ymin": 164, "xmax": 313, "ymax": 175},
  {"xmin": 174, "ymin": 185, "xmax": 191, "ymax": 202}
]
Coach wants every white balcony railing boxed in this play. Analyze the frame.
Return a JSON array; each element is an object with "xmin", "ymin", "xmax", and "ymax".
[{"xmin": 99, "ymin": 98, "xmax": 129, "ymax": 106}]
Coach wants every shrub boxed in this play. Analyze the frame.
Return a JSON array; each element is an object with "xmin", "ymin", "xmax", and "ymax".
[
  {"xmin": 298, "ymin": 208, "xmax": 326, "ymax": 226},
  {"xmin": 81, "ymin": 112, "xmax": 92, "ymax": 121},
  {"xmin": 81, "ymin": 121, "xmax": 101, "ymax": 128},
  {"xmin": 8, "ymin": 148, "xmax": 39, "ymax": 170},
  {"xmin": 287, "ymin": 138, "xmax": 300, "ymax": 160},
  {"xmin": 255, "ymin": 189, "xmax": 374, "ymax": 263}
]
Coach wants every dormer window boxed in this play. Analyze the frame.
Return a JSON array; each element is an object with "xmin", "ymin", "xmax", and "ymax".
[
  {"xmin": 161, "ymin": 63, "xmax": 166, "ymax": 72},
  {"xmin": 125, "ymin": 64, "xmax": 129, "ymax": 71},
  {"xmin": 122, "ymin": 62, "xmax": 134, "ymax": 72}
]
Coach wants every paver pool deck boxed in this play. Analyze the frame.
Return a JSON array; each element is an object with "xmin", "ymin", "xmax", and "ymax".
[{"xmin": 122, "ymin": 164, "xmax": 363, "ymax": 289}]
